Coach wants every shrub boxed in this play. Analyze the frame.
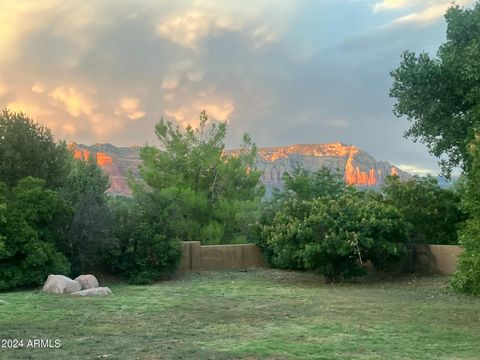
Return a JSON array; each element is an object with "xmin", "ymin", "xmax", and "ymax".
[
  {"xmin": 0, "ymin": 178, "xmax": 71, "ymax": 291},
  {"xmin": 383, "ymin": 175, "xmax": 465, "ymax": 244},
  {"xmin": 107, "ymin": 196, "xmax": 181, "ymax": 284},
  {"xmin": 452, "ymin": 136, "xmax": 480, "ymax": 295},
  {"xmin": 256, "ymin": 170, "xmax": 408, "ymax": 282}
]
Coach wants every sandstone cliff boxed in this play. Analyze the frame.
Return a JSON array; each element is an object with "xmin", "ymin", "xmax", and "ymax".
[{"xmin": 70, "ymin": 142, "xmax": 410, "ymax": 196}]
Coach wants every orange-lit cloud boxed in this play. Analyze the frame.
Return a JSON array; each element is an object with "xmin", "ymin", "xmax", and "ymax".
[
  {"xmin": 48, "ymin": 86, "xmax": 97, "ymax": 117},
  {"xmin": 374, "ymin": 0, "xmax": 476, "ymax": 26},
  {"xmin": 115, "ymin": 97, "xmax": 145, "ymax": 120},
  {"xmin": 165, "ymin": 100, "xmax": 234, "ymax": 128},
  {"xmin": 156, "ymin": 10, "xmax": 239, "ymax": 49}
]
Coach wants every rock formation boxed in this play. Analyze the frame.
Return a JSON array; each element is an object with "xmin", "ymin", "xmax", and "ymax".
[
  {"xmin": 42, "ymin": 275, "xmax": 82, "ymax": 294},
  {"xmin": 70, "ymin": 287, "xmax": 112, "ymax": 297},
  {"xmin": 74, "ymin": 274, "xmax": 100, "ymax": 290},
  {"xmin": 69, "ymin": 142, "xmax": 410, "ymax": 196}
]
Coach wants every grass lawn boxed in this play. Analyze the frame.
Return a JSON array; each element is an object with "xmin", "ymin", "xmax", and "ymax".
[{"xmin": 0, "ymin": 269, "xmax": 479, "ymax": 360}]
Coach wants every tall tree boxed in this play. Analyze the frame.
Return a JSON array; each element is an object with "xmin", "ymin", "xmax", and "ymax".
[
  {"xmin": 137, "ymin": 111, "xmax": 264, "ymax": 244},
  {"xmin": 390, "ymin": 2, "xmax": 480, "ymax": 176},
  {"xmin": 61, "ymin": 155, "xmax": 113, "ymax": 274},
  {"xmin": 0, "ymin": 109, "xmax": 72, "ymax": 188}
]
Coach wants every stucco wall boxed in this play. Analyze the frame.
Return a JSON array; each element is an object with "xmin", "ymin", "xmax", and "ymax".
[
  {"xmin": 413, "ymin": 245, "xmax": 463, "ymax": 275},
  {"xmin": 179, "ymin": 242, "xmax": 265, "ymax": 271},
  {"xmin": 180, "ymin": 242, "xmax": 462, "ymax": 275}
]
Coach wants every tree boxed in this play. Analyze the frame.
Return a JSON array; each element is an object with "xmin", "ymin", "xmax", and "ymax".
[
  {"xmin": 137, "ymin": 111, "xmax": 264, "ymax": 244},
  {"xmin": 107, "ymin": 196, "xmax": 181, "ymax": 284},
  {"xmin": 383, "ymin": 175, "xmax": 466, "ymax": 244},
  {"xmin": 390, "ymin": 2, "xmax": 480, "ymax": 176},
  {"xmin": 0, "ymin": 178, "xmax": 71, "ymax": 291},
  {"xmin": 452, "ymin": 136, "xmax": 480, "ymax": 294},
  {"xmin": 0, "ymin": 109, "xmax": 72, "ymax": 188},
  {"xmin": 61, "ymin": 155, "xmax": 114, "ymax": 274},
  {"xmin": 282, "ymin": 167, "xmax": 348, "ymax": 201},
  {"xmin": 255, "ymin": 169, "xmax": 408, "ymax": 282}
]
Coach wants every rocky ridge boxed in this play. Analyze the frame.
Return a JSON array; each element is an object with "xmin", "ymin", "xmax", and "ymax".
[{"xmin": 70, "ymin": 142, "xmax": 410, "ymax": 196}]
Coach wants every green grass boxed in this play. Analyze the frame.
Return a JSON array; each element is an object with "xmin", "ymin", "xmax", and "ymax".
[{"xmin": 1, "ymin": 269, "xmax": 479, "ymax": 359}]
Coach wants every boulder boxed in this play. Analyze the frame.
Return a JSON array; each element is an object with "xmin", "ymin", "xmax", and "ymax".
[
  {"xmin": 71, "ymin": 287, "xmax": 112, "ymax": 297},
  {"xmin": 42, "ymin": 275, "xmax": 81, "ymax": 294},
  {"xmin": 74, "ymin": 274, "xmax": 99, "ymax": 290}
]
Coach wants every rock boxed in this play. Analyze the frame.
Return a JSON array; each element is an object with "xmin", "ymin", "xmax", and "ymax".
[
  {"xmin": 74, "ymin": 274, "xmax": 99, "ymax": 290},
  {"xmin": 71, "ymin": 287, "xmax": 112, "ymax": 297},
  {"xmin": 42, "ymin": 275, "xmax": 81, "ymax": 294}
]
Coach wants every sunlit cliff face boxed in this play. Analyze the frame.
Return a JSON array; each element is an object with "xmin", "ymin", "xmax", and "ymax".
[
  {"xmin": 72, "ymin": 148, "xmax": 113, "ymax": 167},
  {"xmin": 254, "ymin": 142, "xmax": 402, "ymax": 187}
]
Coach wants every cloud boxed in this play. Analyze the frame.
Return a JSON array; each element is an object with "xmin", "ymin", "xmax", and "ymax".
[
  {"xmin": 48, "ymin": 86, "xmax": 97, "ymax": 118},
  {"xmin": 31, "ymin": 82, "xmax": 46, "ymax": 94},
  {"xmin": 115, "ymin": 97, "xmax": 145, "ymax": 120},
  {"xmin": 373, "ymin": 0, "xmax": 415, "ymax": 13},
  {"xmin": 165, "ymin": 100, "xmax": 235, "ymax": 128},
  {"xmin": 156, "ymin": 10, "xmax": 239, "ymax": 49},
  {"xmin": 376, "ymin": 0, "xmax": 476, "ymax": 26},
  {"xmin": 397, "ymin": 164, "xmax": 435, "ymax": 176}
]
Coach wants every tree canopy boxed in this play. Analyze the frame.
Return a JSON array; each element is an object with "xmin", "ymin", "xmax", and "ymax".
[
  {"xmin": 137, "ymin": 111, "xmax": 264, "ymax": 244},
  {"xmin": 390, "ymin": 2, "xmax": 480, "ymax": 176},
  {"xmin": 0, "ymin": 109, "xmax": 72, "ymax": 188}
]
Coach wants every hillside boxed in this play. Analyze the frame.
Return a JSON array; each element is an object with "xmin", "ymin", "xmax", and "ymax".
[{"xmin": 70, "ymin": 142, "xmax": 410, "ymax": 196}]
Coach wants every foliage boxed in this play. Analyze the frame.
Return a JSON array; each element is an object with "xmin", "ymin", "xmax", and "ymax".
[
  {"xmin": 136, "ymin": 111, "xmax": 264, "ymax": 244},
  {"xmin": 255, "ymin": 170, "xmax": 408, "ymax": 282},
  {"xmin": 452, "ymin": 136, "xmax": 480, "ymax": 295},
  {"xmin": 390, "ymin": 2, "xmax": 480, "ymax": 176},
  {"xmin": 0, "ymin": 109, "xmax": 72, "ymax": 189},
  {"xmin": 0, "ymin": 178, "xmax": 72, "ymax": 291},
  {"xmin": 107, "ymin": 196, "xmax": 181, "ymax": 284},
  {"xmin": 60, "ymin": 155, "xmax": 114, "ymax": 274},
  {"xmin": 282, "ymin": 167, "xmax": 348, "ymax": 201},
  {"xmin": 383, "ymin": 175, "xmax": 466, "ymax": 244}
]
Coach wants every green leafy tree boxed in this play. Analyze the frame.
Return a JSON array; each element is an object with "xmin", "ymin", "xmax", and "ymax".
[
  {"xmin": 107, "ymin": 196, "xmax": 181, "ymax": 284},
  {"xmin": 0, "ymin": 178, "xmax": 72, "ymax": 291},
  {"xmin": 255, "ymin": 170, "xmax": 408, "ymax": 282},
  {"xmin": 282, "ymin": 167, "xmax": 348, "ymax": 201},
  {"xmin": 390, "ymin": 2, "xmax": 480, "ymax": 176},
  {"xmin": 383, "ymin": 175, "xmax": 466, "ymax": 244},
  {"xmin": 137, "ymin": 111, "xmax": 264, "ymax": 244},
  {"xmin": 61, "ymin": 155, "xmax": 114, "ymax": 274},
  {"xmin": 452, "ymin": 136, "xmax": 480, "ymax": 294},
  {"xmin": 0, "ymin": 109, "xmax": 72, "ymax": 188}
]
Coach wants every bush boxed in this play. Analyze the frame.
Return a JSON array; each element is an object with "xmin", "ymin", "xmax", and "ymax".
[
  {"xmin": 256, "ymin": 170, "xmax": 408, "ymax": 282},
  {"xmin": 0, "ymin": 178, "xmax": 72, "ymax": 291},
  {"xmin": 452, "ymin": 137, "xmax": 480, "ymax": 295},
  {"xmin": 107, "ymin": 196, "xmax": 181, "ymax": 284},
  {"xmin": 383, "ymin": 175, "xmax": 465, "ymax": 244}
]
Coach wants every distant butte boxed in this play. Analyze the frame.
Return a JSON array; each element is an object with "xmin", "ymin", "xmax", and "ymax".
[{"xmin": 69, "ymin": 142, "xmax": 410, "ymax": 196}]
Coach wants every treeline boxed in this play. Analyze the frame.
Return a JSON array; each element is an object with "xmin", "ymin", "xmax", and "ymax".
[
  {"xmin": 1, "ymin": 108, "xmax": 471, "ymax": 291},
  {"xmin": 0, "ymin": 110, "xmax": 263, "ymax": 289}
]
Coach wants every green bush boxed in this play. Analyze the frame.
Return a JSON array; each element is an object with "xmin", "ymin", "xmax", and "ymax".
[
  {"xmin": 107, "ymin": 197, "xmax": 181, "ymax": 284},
  {"xmin": 452, "ymin": 137, "xmax": 480, "ymax": 295},
  {"xmin": 383, "ymin": 175, "xmax": 465, "ymax": 244},
  {"xmin": 0, "ymin": 178, "xmax": 71, "ymax": 291},
  {"xmin": 255, "ymin": 170, "xmax": 408, "ymax": 282}
]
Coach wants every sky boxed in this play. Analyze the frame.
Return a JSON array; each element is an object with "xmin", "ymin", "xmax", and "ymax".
[{"xmin": 0, "ymin": 0, "xmax": 476, "ymax": 176}]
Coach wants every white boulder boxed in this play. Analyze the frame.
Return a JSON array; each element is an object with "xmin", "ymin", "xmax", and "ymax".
[
  {"xmin": 74, "ymin": 274, "xmax": 99, "ymax": 290},
  {"xmin": 71, "ymin": 287, "xmax": 112, "ymax": 297},
  {"xmin": 42, "ymin": 275, "xmax": 81, "ymax": 294}
]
